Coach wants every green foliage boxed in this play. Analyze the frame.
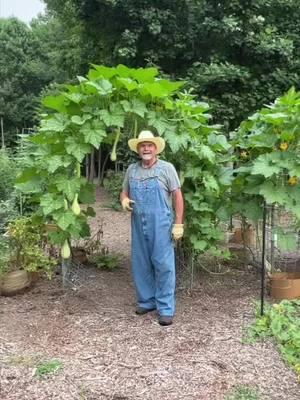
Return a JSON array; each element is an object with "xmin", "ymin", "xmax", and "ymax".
[
  {"xmin": 90, "ymin": 253, "xmax": 121, "ymax": 270},
  {"xmin": 44, "ymin": 0, "xmax": 300, "ymax": 132},
  {"xmin": 34, "ymin": 359, "xmax": 63, "ymax": 378},
  {"xmin": 0, "ymin": 18, "xmax": 57, "ymax": 144},
  {"xmin": 103, "ymin": 170, "xmax": 125, "ymax": 209},
  {"xmin": 17, "ymin": 64, "xmax": 231, "ymax": 256},
  {"xmin": 231, "ymin": 88, "xmax": 300, "ymax": 221},
  {"xmin": 0, "ymin": 237, "xmax": 10, "ymax": 276},
  {"xmin": 7, "ymin": 216, "xmax": 57, "ymax": 278},
  {"xmin": 0, "ymin": 149, "xmax": 17, "ymax": 201},
  {"xmin": 225, "ymin": 385, "xmax": 260, "ymax": 400},
  {"xmin": 247, "ymin": 300, "xmax": 300, "ymax": 379}
]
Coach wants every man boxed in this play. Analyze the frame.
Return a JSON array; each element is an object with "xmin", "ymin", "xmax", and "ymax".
[{"xmin": 120, "ymin": 130, "xmax": 184, "ymax": 326}]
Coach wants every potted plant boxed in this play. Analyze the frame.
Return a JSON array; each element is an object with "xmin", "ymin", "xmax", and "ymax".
[{"xmin": 0, "ymin": 216, "xmax": 57, "ymax": 296}]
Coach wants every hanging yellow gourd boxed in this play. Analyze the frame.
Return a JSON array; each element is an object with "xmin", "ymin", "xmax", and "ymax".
[
  {"xmin": 110, "ymin": 129, "xmax": 120, "ymax": 161},
  {"xmin": 71, "ymin": 193, "xmax": 81, "ymax": 215},
  {"xmin": 61, "ymin": 240, "xmax": 71, "ymax": 259}
]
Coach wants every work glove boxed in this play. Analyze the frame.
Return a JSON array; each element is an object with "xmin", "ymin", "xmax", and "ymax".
[
  {"xmin": 172, "ymin": 224, "xmax": 184, "ymax": 240},
  {"xmin": 121, "ymin": 197, "xmax": 135, "ymax": 211}
]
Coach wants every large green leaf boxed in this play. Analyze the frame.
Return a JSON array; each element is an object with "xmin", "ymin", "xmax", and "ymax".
[
  {"xmin": 259, "ymin": 182, "xmax": 289, "ymax": 205},
  {"xmin": 202, "ymin": 174, "xmax": 219, "ymax": 192},
  {"xmin": 251, "ymin": 154, "xmax": 282, "ymax": 177},
  {"xmin": 164, "ymin": 130, "xmax": 189, "ymax": 152},
  {"xmin": 81, "ymin": 122, "xmax": 106, "ymax": 148},
  {"xmin": 140, "ymin": 82, "xmax": 168, "ymax": 98},
  {"xmin": 147, "ymin": 111, "xmax": 168, "ymax": 134},
  {"xmin": 131, "ymin": 67, "xmax": 158, "ymax": 83},
  {"xmin": 65, "ymin": 138, "xmax": 91, "ymax": 162},
  {"xmin": 42, "ymin": 95, "xmax": 67, "ymax": 113},
  {"xmin": 197, "ymin": 144, "xmax": 215, "ymax": 163},
  {"xmin": 55, "ymin": 210, "xmax": 77, "ymax": 230},
  {"xmin": 85, "ymin": 79, "xmax": 113, "ymax": 95},
  {"xmin": 47, "ymin": 155, "xmax": 73, "ymax": 173},
  {"xmin": 65, "ymin": 93, "xmax": 83, "ymax": 104},
  {"xmin": 40, "ymin": 115, "xmax": 69, "ymax": 133},
  {"xmin": 55, "ymin": 176, "xmax": 81, "ymax": 201},
  {"xmin": 71, "ymin": 115, "xmax": 92, "ymax": 125},
  {"xmin": 116, "ymin": 77, "xmax": 139, "ymax": 91},
  {"xmin": 89, "ymin": 65, "xmax": 117, "ymax": 79},
  {"xmin": 40, "ymin": 193, "xmax": 64, "ymax": 215},
  {"xmin": 208, "ymin": 134, "xmax": 231, "ymax": 151}
]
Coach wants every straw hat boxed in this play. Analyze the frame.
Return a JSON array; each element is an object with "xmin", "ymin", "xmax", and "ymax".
[{"xmin": 128, "ymin": 130, "xmax": 165, "ymax": 154}]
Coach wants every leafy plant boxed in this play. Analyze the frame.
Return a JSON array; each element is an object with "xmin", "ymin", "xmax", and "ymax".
[
  {"xmin": 89, "ymin": 253, "xmax": 120, "ymax": 270},
  {"xmin": 0, "ymin": 149, "xmax": 17, "ymax": 201},
  {"xmin": 7, "ymin": 216, "xmax": 57, "ymax": 278},
  {"xmin": 246, "ymin": 300, "xmax": 300, "ymax": 379},
  {"xmin": 16, "ymin": 64, "xmax": 232, "ymax": 262},
  {"xmin": 0, "ymin": 236, "xmax": 10, "ymax": 276},
  {"xmin": 225, "ymin": 88, "xmax": 300, "ymax": 225},
  {"xmin": 225, "ymin": 384, "xmax": 260, "ymax": 400},
  {"xmin": 34, "ymin": 359, "xmax": 63, "ymax": 378}
]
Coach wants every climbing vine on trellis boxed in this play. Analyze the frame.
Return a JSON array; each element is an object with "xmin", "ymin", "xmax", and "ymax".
[{"xmin": 16, "ymin": 64, "xmax": 232, "ymax": 260}]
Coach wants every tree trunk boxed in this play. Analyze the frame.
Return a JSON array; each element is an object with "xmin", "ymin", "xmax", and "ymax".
[
  {"xmin": 97, "ymin": 147, "xmax": 102, "ymax": 186},
  {"xmin": 100, "ymin": 152, "xmax": 110, "ymax": 186},
  {"xmin": 89, "ymin": 148, "xmax": 95, "ymax": 182},
  {"xmin": 1, "ymin": 117, "xmax": 4, "ymax": 148}
]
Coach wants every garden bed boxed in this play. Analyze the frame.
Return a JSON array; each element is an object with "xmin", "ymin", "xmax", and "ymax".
[{"xmin": 0, "ymin": 189, "xmax": 299, "ymax": 400}]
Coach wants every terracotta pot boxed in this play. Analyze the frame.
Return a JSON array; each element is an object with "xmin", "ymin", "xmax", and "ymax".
[
  {"xmin": 0, "ymin": 270, "xmax": 31, "ymax": 296},
  {"xmin": 270, "ymin": 272, "xmax": 300, "ymax": 300}
]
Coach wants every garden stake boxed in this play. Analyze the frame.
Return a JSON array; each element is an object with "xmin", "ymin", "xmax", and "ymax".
[{"xmin": 260, "ymin": 202, "xmax": 267, "ymax": 316}]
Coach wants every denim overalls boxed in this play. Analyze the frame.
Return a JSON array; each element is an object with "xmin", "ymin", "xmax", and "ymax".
[{"xmin": 129, "ymin": 164, "xmax": 175, "ymax": 316}]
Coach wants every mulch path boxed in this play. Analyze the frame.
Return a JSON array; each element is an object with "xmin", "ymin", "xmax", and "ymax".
[{"xmin": 0, "ymin": 188, "xmax": 299, "ymax": 400}]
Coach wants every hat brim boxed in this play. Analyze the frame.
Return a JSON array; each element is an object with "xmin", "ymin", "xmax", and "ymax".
[{"xmin": 128, "ymin": 137, "xmax": 165, "ymax": 154}]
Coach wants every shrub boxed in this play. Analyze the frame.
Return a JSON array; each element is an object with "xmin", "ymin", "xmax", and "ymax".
[{"xmin": 0, "ymin": 149, "xmax": 17, "ymax": 201}]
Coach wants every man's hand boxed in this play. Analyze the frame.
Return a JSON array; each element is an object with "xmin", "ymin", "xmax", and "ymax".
[
  {"xmin": 121, "ymin": 197, "xmax": 135, "ymax": 211},
  {"xmin": 172, "ymin": 224, "xmax": 184, "ymax": 240}
]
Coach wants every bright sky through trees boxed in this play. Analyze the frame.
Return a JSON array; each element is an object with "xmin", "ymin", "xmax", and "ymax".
[{"xmin": 0, "ymin": 0, "xmax": 45, "ymax": 23}]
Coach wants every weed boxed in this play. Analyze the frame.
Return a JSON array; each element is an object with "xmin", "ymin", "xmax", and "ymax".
[
  {"xmin": 34, "ymin": 359, "xmax": 63, "ymax": 378},
  {"xmin": 90, "ymin": 253, "xmax": 121, "ymax": 270},
  {"xmin": 225, "ymin": 384, "xmax": 260, "ymax": 400}
]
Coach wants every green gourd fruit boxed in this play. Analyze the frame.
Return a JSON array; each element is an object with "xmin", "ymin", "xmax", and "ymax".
[
  {"xmin": 61, "ymin": 240, "xmax": 71, "ymax": 259},
  {"xmin": 110, "ymin": 129, "xmax": 120, "ymax": 161},
  {"xmin": 71, "ymin": 193, "xmax": 81, "ymax": 215},
  {"xmin": 64, "ymin": 199, "xmax": 68, "ymax": 210},
  {"xmin": 76, "ymin": 162, "xmax": 81, "ymax": 177}
]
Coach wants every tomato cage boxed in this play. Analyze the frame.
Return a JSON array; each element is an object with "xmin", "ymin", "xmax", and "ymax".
[
  {"xmin": 228, "ymin": 203, "xmax": 300, "ymax": 315},
  {"xmin": 175, "ymin": 204, "xmax": 300, "ymax": 313}
]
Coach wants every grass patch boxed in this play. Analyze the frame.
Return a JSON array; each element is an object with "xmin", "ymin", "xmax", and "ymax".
[
  {"xmin": 225, "ymin": 384, "xmax": 260, "ymax": 400},
  {"xmin": 34, "ymin": 359, "xmax": 63, "ymax": 378}
]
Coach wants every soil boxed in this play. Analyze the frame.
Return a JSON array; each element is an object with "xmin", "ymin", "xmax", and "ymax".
[{"xmin": 0, "ymin": 188, "xmax": 299, "ymax": 400}]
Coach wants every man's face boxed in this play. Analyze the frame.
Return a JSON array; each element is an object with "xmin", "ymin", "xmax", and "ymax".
[{"xmin": 138, "ymin": 142, "xmax": 157, "ymax": 161}]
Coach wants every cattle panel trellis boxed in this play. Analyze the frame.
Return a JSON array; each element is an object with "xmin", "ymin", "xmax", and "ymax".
[{"xmin": 176, "ymin": 204, "xmax": 300, "ymax": 314}]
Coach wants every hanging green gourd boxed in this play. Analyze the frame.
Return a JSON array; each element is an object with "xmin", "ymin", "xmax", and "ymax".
[
  {"xmin": 64, "ymin": 198, "xmax": 68, "ymax": 211},
  {"xmin": 110, "ymin": 128, "xmax": 120, "ymax": 161},
  {"xmin": 61, "ymin": 239, "xmax": 71, "ymax": 259},
  {"xmin": 76, "ymin": 162, "xmax": 81, "ymax": 178},
  {"xmin": 71, "ymin": 193, "xmax": 81, "ymax": 215}
]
